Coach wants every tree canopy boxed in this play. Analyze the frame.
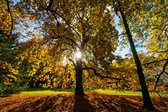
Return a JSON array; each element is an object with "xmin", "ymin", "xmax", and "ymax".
[{"xmin": 0, "ymin": 0, "xmax": 167, "ymax": 110}]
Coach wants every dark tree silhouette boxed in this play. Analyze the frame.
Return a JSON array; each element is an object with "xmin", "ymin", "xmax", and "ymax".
[
  {"xmin": 75, "ymin": 59, "xmax": 85, "ymax": 96},
  {"xmin": 116, "ymin": 0, "xmax": 155, "ymax": 110}
]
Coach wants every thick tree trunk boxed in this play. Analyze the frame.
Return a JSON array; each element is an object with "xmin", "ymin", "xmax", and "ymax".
[
  {"xmin": 117, "ymin": 0, "xmax": 155, "ymax": 110},
  {"xmin": 75, "ymin": 59, "xmax": 85, "ymax": 96}
]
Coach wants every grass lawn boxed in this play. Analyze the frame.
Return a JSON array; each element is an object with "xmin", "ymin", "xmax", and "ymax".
[
  {"xmin": 1, "ymin": 89, "xmax": 168, "ymax": 112},
  {"xmin": 87, "ymin": 89, "xmax": 168, "ymax": 97},
  {"xmin": 21, "ymin": 88, "xmax": 73, "ymax": 95},
  {"xmin": 1, "ymin": 88, "xmax": 168, "ymax": 112},
  {"xmin": 21, "ymin": 88, "xmax": 168, "ymax": 97}
]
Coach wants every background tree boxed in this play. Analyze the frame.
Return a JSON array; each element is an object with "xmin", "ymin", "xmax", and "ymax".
[
  {"xmin": 113, "ymin": 0, "xmax": 155, "ymax": 110},
  {"xmin": 114, "ymin": 0, "xmax": 168, "ymax": 91}
]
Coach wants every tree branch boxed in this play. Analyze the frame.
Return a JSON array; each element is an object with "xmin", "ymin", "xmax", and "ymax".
[
  {"xmin": 144, "ymin": 59, "xmax": 168, "ymax": 66},
  {"xmin": 154, "ymin": 59, "xmax": 168, "ymax": 90},
  {"xmin": 6, "ymin": 0, "xmax": 10, "ymax": 12},
  {"xmin": 165, "ymin": 71, "xmax": 168, "ymax": 75},
  {"xmin": 157, "ymin": 24, "xmax": 167, "ymax": 40},
  {"xmin": 111, "ymin": 32, "xmax": 126, "ymax": 38},
  {"xmin": 51, "ymin": 29, "xmax": 79, "ymax": 49},
  {"xmin": 86, "ymin": 43, "xmax": 97, "ymax": 59},
  {"xmin": 47, "ymin": 9, "xmax": 81, "ymax": 39},
  {"xmin": 157, "ymin": 50, "xmax": 168, "ymax": 53},
  {"xmin": 6, "ymin": 0, "xmax": 13, "ymax": 37},
  {"xmin": 69, "ymin": 59, "xmax": 76, "ymax": 67},
  {"xmin": 46, "ymin": 0, "xmax": 53, "ymax": 11},
  {"xmin": 83, "ymin": 67, "xmax": 121, "ymax": 80}
]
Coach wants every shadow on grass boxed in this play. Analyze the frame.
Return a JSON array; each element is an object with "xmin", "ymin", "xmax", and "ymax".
[
  {"xmin": 0, "ymin": 94, "xmax": 11, "ymax": 97},
  {"xmin": 23, "ymin": 88, "xmax": 74, "ymax": 92},
  {"xmin": 1, "ymin": 93, "xmax": 167, "ymax": 112},
  {"xmin": 73, "ymin": 95, "xmax": 95, "ymax": 112}
]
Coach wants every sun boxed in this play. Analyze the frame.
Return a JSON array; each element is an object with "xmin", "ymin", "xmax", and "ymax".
[{"xmin": 75, "ymin": 51, "xmax": 82, "ymax": 59}]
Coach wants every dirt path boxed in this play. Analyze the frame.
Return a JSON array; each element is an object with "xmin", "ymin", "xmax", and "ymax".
[{"xmin": 0, "ymin": 93, "xmax": 167, "ymax": 112}]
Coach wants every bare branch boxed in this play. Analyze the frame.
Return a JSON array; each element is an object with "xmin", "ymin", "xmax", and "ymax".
[
  {"xmin": 154, "ymin": 91, "xmax": 162, "ymax": 98},
  {"xmin": 69, "ymin": 59, "xmax": 76, "ymax": 67},
  {"xmin": 111, "ymin": 32, "xmax": 126, "ymax": 38},
  {"xmin": 165, "ymin": 71, "xmax": 168, "ymax": 75},
  {"xmin": 154, "ymin": 59, "xmax": 168, "ymax": 90},
  {"xmin": 83, "ymin": 67, "xmax": 121, "ymax": 80},
  {"xmin": 45, "ymin": 2, "xmax": 82, "ymax": 40},
  {"xmin": 86, "ymin": 43, "xmax": 97, "ymax": 59},
  {"xmin": 144, "ymin": 59, "xmax": 168, "ymax": 66},
  {"xmin": 48, "ymin": 9, "xmax": 81, "ymax": 39},
  {"xmin": 51, "ymin": 29, "xmax": 79, "ymax": 49}
]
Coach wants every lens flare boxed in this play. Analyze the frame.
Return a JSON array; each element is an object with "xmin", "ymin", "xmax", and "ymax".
[{"xmin": 75, "ymin": 51, "xmax": 82, "ymax": 59}]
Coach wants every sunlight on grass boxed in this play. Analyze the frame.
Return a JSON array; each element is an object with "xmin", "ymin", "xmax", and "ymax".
[
  {"xmin": 21, "ymin": 88, "xmax": 168, "ymax": 97},
  {"xmin": 21, "ymin": 88, "xmax": 73, "ymax": 95},
  {"xmin": 21, "ymin": 91, "xmax": 72, "ymax": 95},
  {"xmin": 87, "ymin": 89, "xmax": 168, "ymax": 97},
  {"xmin": 87, "ymin": 89, "xmax": 142, "ymax": 96}
]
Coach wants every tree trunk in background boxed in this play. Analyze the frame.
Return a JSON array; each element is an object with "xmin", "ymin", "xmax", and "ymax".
[
  {"xmin": 75, "ymin": 59, "xmax": 85, "ymax": 96},
  {"xmin": 117, "ymin": 0, "xmax": 155, "ymax": 110}
]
